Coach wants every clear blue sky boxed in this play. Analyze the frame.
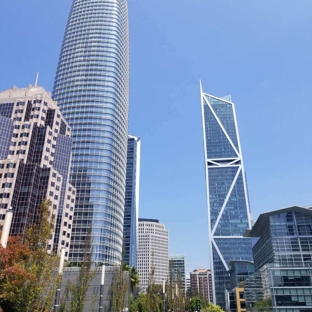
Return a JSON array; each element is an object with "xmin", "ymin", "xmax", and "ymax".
[{"xmin": 1, "ymin": 0, "xmax": 312, "ymax": 273}]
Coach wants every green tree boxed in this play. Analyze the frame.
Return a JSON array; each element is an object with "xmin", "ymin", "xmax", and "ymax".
[
  {"xmin": 129, "ymin": 266, "xmax": 140, "ymax": 294},
  {"xmin": 122, "ymin": 264, "xmax": 140, "ymax": 295},
  {"xmin": 145, "ymin": 268, "xmax": 162, "ymax": 312},
  {"xmin": 187, "ymin": 296, "xmax": 210, "ymax": 312},
  {"xmin": 204, "ymin": 302, "xmax": 225, "ymax": 312},
  {"xmin": 255, "ymin": 297, "xmax": 272, "ymax": 311},
  {"xmin": 129, "ymin": 293, "xmax": 146, "ymax": 312},
  {"xmin": 110, "ymin": 266, "xmax": 130, "ymax": 312},
  {"xmin": 59, "ymin": 229, "xmax": 95, "ymax": 312},
  {"xmin": 0, "ymin": 199, "xmax": 61, "ymax": 312}
]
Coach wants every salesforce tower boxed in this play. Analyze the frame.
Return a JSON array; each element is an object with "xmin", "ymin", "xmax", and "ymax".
[{"xmin": 53, "ymin": 0, "xmax": 129, "ymax": 265}]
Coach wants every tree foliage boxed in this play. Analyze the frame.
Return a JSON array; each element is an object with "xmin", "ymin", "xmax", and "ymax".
[
  {"xmin": 122, "ymin": 264, "xmax": 140, "ymax": 295},
  {"xmin": 204, "ymin": 302, "xmax": 225, "ymax": 312},
  {"xmin": 59, "ymin": 229, "xmax": 95, "ymax": 312},
  {"xmin": 110, "ymin": 266, "xmax": 129, "ymax": 312},
  {"xmin": 166, "ymin": 265, "xmax": 185, "ymax": 312},
  {"xmin": 255, "ymin": 297, "xmax": 272, "ymax": 309},
  {"xmin": 145, "ymin": 267, "xmax": 162, "ymax": 312},
  {"xmin": 0, "ymin": 199, "xmax": 61, "ymax": 312},
  {"xmin": 129, "ymin": 266, "xmax": 140, "ymax": 294}
]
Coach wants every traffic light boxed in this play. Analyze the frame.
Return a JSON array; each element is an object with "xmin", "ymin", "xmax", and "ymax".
[{"xmin": 196, "ymin": 299, "xmax": 201, "ymax": 311}]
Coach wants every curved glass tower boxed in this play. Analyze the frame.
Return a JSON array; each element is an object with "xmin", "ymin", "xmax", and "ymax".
[{"xmin": 53, "ymin": 0, "xmax": 129, "ymax": 265}]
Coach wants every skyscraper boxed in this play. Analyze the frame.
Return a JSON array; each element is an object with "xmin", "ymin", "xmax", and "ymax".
[
  {"xmin": 200, "ymin": 85, "xmax": 253, "ymax": 308},
  {"xmin": 123, "ymin": 135, "xmax": 141, "ymax": 267},
  {"xmin": 137, "ymin": 218, "xmax": 169, "ymax": 292},
  {"xmin": 0, "ymin": 85, "xmax": 75, "ymax": 258},
  {"xmin": 53, "ymin": 0, "xmax": 129, "ymax": 265}
]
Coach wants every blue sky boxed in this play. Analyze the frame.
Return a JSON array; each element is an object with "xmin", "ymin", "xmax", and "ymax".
[{"xmin": 1, "ymin": 0, "xmax": 312, "ymax": 273}]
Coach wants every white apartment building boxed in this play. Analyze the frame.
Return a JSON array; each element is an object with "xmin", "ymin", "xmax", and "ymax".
[{"xmin": 137, "ymin": 218, "xmax": 169, "ymax": 292}]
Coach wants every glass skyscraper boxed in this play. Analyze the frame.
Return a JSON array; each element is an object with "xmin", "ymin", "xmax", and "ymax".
[
  {"xmin": 123, "ymin": 135, "xmax": 141, "ymax": 267},
  {"xmin": 53, "ymin": 0, "xmax": 129, "ymax": 265},
  {"xmin": 200, "ymin": 85, "xmax": 253, "ymax": 308}
]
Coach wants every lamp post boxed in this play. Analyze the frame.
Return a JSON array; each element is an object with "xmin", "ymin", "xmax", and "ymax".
[
  {"xmin": 54, "ymin": 247, "xmax": 66, "ymax": 312},
  {"xmin": 0, "ymin": 208, "xmax": 13, "ymax": 248},
  {"xmin": 163, "ymin": 280, "xmax": 166, "ymax": 312},
  {"xmin": 99, "ymin": 265, "xmax": 105, "ymax": 312}
]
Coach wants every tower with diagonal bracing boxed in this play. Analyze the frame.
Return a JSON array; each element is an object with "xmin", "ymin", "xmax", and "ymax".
[{"xmin": 200, "ymin": 85, "xmax": 253, "ymax": 309}]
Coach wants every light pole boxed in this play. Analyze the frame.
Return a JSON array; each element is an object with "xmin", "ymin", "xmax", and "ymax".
[
  {"xmin": 99, "ymin": 265, "xmax": 105, "ymax": 312},
  {"xmin": 163, "ymin": 280, "xmax": 166, "ymax": 312},
  {"xmin": 0, "ymin": 208, "xmax": 13, "ymax": 248},
  {"xmin": 54, "ymin": 247, "xmax": 66, "ymax": 312}
]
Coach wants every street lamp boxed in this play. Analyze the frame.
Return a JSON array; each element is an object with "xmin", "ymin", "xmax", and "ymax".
[
  {"xmin": 53, "ymin": 247, "xmax": 66, "ymax": 312},
  {"xmin": 0, "ymin": 208, "xmax": 13, "ymax": 248},
  {"xmin": 99, "ymin": 265, "xmax": 106, "ymax": 312},
  {"xmin": 163, "ymin": 280, "xmax": 166, "ymax": 312}
]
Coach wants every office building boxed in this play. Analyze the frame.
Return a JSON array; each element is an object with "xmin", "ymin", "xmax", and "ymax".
[
  {"xmin": 190, "ymin": 269, "xmax": 213, "ymax": 302},
  {"xmin": 186, "ymin": 274, "xmax": 191, "ymax": 297},
  {"xmin": 228, "ymin": 261, "xmax": 255, "ymax": 290},
  {"xmin": 200, "ymin": 86, "xmax": 253, "ymax": 308},
  {"xmin": 169, "ymin": 255, "xmax": 186, "ymax": 292},
  {"xmin": 0, "ymin": 85, "xmax": 75, "ymax": 258},
  {"xmin": 226, "ymin": 261, "xmax": 255, "ymax": 312},
  {"xmin": 52, "ymin": 0, "xmax": 130, "ymax": 265},
  {"xmin": 244, "ymin": 206, "xmax": 312, "ymax": 311},
  {"xmin": 227, "ymin": 287, "xmax": 246, "ymax": 312},
  {"xmin": 137, "ymin": 218, "xmax": 169, "ymax": 292},
  {"xmin": 123, "ymin": 135, "xmax": 141, "ymax": 267}
]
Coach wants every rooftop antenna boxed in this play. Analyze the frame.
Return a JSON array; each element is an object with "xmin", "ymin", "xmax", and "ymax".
[{"xmin": 34, "ymin": 72, "xmax": 39, "ymax": 87}]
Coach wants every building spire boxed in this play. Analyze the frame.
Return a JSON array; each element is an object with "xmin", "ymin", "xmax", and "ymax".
[{"xmin": 34, "ymin": 72, "xmax": 39, "ymax": 87}]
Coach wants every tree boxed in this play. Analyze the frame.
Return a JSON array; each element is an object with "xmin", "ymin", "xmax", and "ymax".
[
  {"xmin": 130, "ymin": 293, "xmax": 146, "ymax": 312},
  {"xmin": 110, "ymin": 266, "xmax": 130, "ymax": 312},
  {"xmin": 205, "ymin": 302, "xmax": 225, "ymax": 312},
  {"xmin": 174, "ymin": 269, "xmax": 185, "ymax": 312},
  {"xmin": 0, "ymin": 235, "xmax": 35, "ymax": 311},
  {"xmin": 121, "ymin": 263, "xmax": 139, "ymax": 295},
  {"xmin": 60, "ymin": 229, "xmax": 95, "ymax": 312},
  {"xmin": 187, "ymin": 296, "xmax": 210, "ymax": 312},
  {"xmin": 145, "ymin": 267, "xmax": 162, "ymax": 312},
  {"xmin": 0, "ymin": 199, "xmax": 61, "ymax": 312},
  {"xmin": 129, "ymin": 266, "xmax": 140, "ymax": 294},
  {"xmin": 255, "ymin": 297, "xmax": 272, "ymax": 311}
]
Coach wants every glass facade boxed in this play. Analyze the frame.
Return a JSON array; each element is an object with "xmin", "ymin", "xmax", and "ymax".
[
  {"xmin": 169, "ymin": 255, "xmax": 186, "ymax": 292},
  {"xmin": 229, "ymin": 260, "xmax": 255, "ymax": 290},
  {"xmin": 200, "ymin": 90, "xmax": 253, "ymax": 308},
  {"xmin": 53, "ymin": 0, "xmax": 130, "ymax": 265},
  {"xmin": 123, "ymin": 135, "xmax": 140, "ymax": 267},
  {"xmin": 251, "ymin": 210, "xmax": 312, "ymax": 271},
  {"xmin": 53, "ymin": 134, "xmax": 72, "ymax": 252},
  {"xmin": 245, "ymin": 207, "xmax": 312, "ymax": 311},
  {"xmin": 0, "ymin": 117, "xmax": 13, "ymax": 160},
  {"xmin": 245, "ymin": 264, "xmax": 312, "ymax": 312}
]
